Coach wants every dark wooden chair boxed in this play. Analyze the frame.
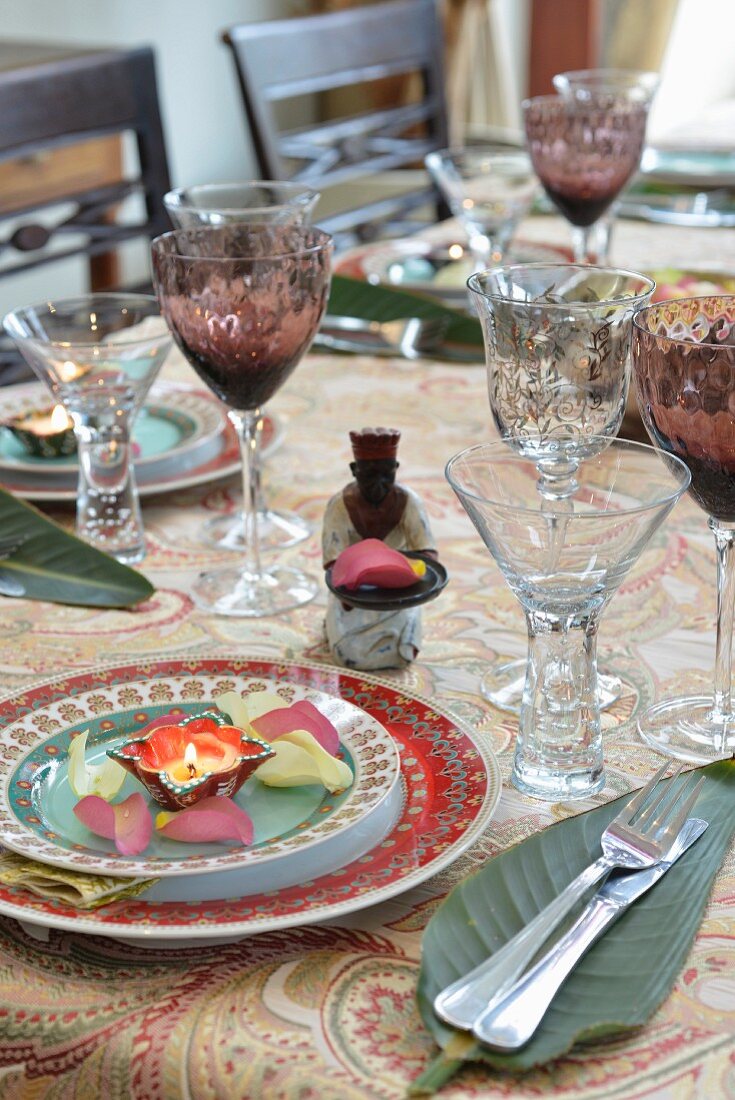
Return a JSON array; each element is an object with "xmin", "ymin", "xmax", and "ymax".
[
  {"xmin": 0, "ymin": 43, "xmax": 172, "ymax": 382},
  {"xmin": 223, "ymin": 0, "xmax": 451, "ymax": 248}
]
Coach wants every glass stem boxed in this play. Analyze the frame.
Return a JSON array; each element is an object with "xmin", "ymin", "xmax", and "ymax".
[
  {"xmin": 230, "ymin": 408, "xmax": 263, "ymax": 579},
  {"xmin": 570, "ymin": 225, "xmax": 596, "ymax": 265},
  {"xmin": 513, "ymin": 609, "xmax": 604, "ymax": 800},
  {"xmin": 710, "ymin": 520, "xmax": 735, "ymax": 721},
  {"xmin": 74, "ymin": 411, "xmax": 144, "ymax": 564}
]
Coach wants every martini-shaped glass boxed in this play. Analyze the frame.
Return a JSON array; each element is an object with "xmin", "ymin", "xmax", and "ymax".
[
  {"xmin": 164, "ymin": 181, "xmax": 320, "ymax": 553},
  {"xmin": 425, "ymin": 148, "xmax": 538, "ymax": 272},
  {"xmin": 524, "ymin": 93, "xmax": 648, "ymax": 264},
  {"xmin": 633, "ymin": 294, "xmax": 735, "ymax": 761},
  {"xmin": 151, "ymin": 223, "xmax": 332, "ymax": 617},
  {"xmin": 3, "ymin": 294, "xmax": 172, "ymax": 563},
  {"xmin": 447, "ymin": 440, "xmax": 690, "ymax": 800},
  {"xmin": 470, "ymin": 263, "xmax": 655, "ymax": 713}
]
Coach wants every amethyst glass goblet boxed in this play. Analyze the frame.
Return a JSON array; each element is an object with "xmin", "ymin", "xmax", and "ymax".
[
  {"xmin": 151, "ymin": 224, "xmax": 332, "ymax": 617},
  {"xmin": 523, "ymin": 94, "xmax": 648, "ymax": 264},
  {"xmin": 164, "ymin": 181, "xmax": 320, "ymax": 555},
  {"xmin": 633, "ymin": 295, "xmax": 735, "ymax": 762}
]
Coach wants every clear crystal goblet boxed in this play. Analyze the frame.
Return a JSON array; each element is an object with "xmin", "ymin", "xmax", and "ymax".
[
  {"xmin": 552, "ymin": 69, "xmax": 659, "ymax": 264},
  {"xmin": 523, "ymin": 94, "xmax": 649, "ymax": 264},
  {"xmin": 633, "ymin": 294, "xmax": 735, "ymax": 761},
  {"xmin": 425, "ymin": 148, "xmax": 538, "ymax": 272},
  {"xmin": 3, "ymin": 294, "xmax": 172, "ymax": 563},
  {"xmin": 151, "ymin": 223, "xmax": 332, "ymax": 617},
  {"xmin": 447, "ymin": 440, "xmax": 690, "ymax": 800},
  {"xmin": 164, "ymin": 181, "xmax": 320, "ymax": 554},
  {"xmin": 469, "ymin": 263, "xmax": 655, "ymax": 713}
]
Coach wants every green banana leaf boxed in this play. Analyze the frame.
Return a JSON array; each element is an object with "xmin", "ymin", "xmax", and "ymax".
[
  {"xmin": 0, "ymin": 488, "xmax": 154, "ymax": 608},
  {"xmin": 327, "ymin": 274, "xmax": 484, "ymax": 360},
  {"xmin": 413, "ymin": 759, "xmax": 735, "ymax": 1093}
]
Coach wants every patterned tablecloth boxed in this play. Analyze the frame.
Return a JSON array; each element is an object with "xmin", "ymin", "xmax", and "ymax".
[{"xmin": 0, "ymin": 216, "xmax": 733, "ymax": 1099}]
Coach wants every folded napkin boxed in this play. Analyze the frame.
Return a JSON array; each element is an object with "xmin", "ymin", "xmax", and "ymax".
[{"xmin": 0, "ymin": 850, "xmax": 156, "ymax": 910}]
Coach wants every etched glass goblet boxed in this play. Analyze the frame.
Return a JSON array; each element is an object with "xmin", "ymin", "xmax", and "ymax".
[
  {"xmin": 523, "ymin": 94, "xmax": 648, "ymax": 264},
  {"xmin": 469, "ymin": 263, "xmax": 655, "ymax": 712},
  {"xmin": 633, "ymin": 295, "xmax": 735, "ymax": 761},
  {"xmin": 164, "ymin": 181, "xmax": 319, "ymax": 553},
  {"xmin": 3, "ymin": 294, "xmax": 172, "ymax": 563},
  {"xmin": 151, "ymin": 224, "xmax": 332, "ymax": 617},
  {"xmin": 552, "ymin": 69, "xmax": 659, "ymax": 264},
  {"xmin": 425, "ymin": 148, "xmax": 538, "ymax": 272},
  {"xmin": 447, "ymin": 440, "xmax": 689, "ymax": 800}
]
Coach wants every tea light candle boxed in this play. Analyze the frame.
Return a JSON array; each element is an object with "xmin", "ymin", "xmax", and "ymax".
[
  {"xmin": 166, "ymin": 740, "xmax": 238, "ymax": 785},
  {"xmin": 17, "ymin": 404, "xmax": 72, "ymax": 436}
]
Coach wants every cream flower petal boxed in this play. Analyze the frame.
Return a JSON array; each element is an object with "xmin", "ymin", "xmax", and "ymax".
[
  {"xmin": 68, "ymin": 730, "xmax": 126, "ymax": 801},
  {"xmin": 255, "ymin": 730, "xmax": 353, "ymax": 793}
]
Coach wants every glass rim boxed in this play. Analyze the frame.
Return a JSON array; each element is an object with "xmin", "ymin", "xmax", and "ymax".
[
  {"xmin": 3, "ymin": 292, "xmax": 166, "ymax": 350},
  {"xmin": 163, "ymin": 180, "xmax": 319, "ymax": 214},
  {"xmin": 553, "ymin": 68, "xmax": 659, "ymax": 87},
  {"xmin": 522, "ymin": 92, "xmax": 647, "ymax": 114},
  {"xmin": 467, "ymin": 263, "xmax": 656, "ymax": 309},
  {"xmin": 445, "ymin": 439, "xmax": 691, "ymax": 519},
  {"xmin": 633, "ymin": 294, "xmax": 735, "ymax": 350},
  {"xmin": 151, "ymin": 225, "xmax": 333, "ymax": 262}
]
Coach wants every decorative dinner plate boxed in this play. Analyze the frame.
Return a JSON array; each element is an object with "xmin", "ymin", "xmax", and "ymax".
[
  {"xmin": 641, "ymin": 147, "xmax": 735, "ymax": 189},
  {"xmin": 0, "ymin": 386, "xmax": 281, "ymax": 501},
  {"xmin": 0, "ymin": 381, "xmax": 222, "ymax": 479},
  {"xmin": 338, "ymin": 237, "xmax": 571, "ymax": 305},
  {"xmin": 0, "ymin": 667, "xmax": 399, "ymax": 878},
  {"xmin": 0, "ymin": 656, "xmax": 501, "ymax": 941}
]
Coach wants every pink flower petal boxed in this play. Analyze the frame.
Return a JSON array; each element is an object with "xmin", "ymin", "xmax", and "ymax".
[
  {"xmin": 155, "ymin": 797, "xmax": 253, "ymax": 845},
  {"xmin": 73, "ymin": 793, "xmax": 152, "ymax": 856},
  {"xmin": 331, "ymin": 538, "xmax": 420, "ymax": 590},
  {"xmin": 251, "ymin": 699, "xmax": 340, "ymax": 756}
]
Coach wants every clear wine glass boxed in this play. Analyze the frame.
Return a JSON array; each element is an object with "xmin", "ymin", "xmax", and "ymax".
[
  {"xmin": 425, "ymin": 148, "xmax": 538, "ymax": 272},
  {"xmin": 469, "ymin": 263, "xmax": 655, "ymax": 713},
  {"xmin": 151, "ymin": 223, "xmax": 332, "ymax": 617},
  {"xmin": 552, "ymin": 70, "xmax": 659, "ymax": 264},
  {"xmin": 3, "ymin": 294, "xmax": 172, "ymax": 563},
  {"xmin": 523, "ymin": 94, "xmax": 648, "ymax": 264},
  {"xmin": 164, "ymin": 181, "xmax": 320, "ymax": 553},
  {"xmin": 447, "ymin": 440, "xmax": 690, "ymax": 800},
  {"xmin": 632, "ymin": 294, "xmax": 735, "ymax": 761}
]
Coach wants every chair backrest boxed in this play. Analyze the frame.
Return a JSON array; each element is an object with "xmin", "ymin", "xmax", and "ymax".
[
  {"xmin": 223, "ymin": 0, "xmax": 450, "ymax": 242},
  {"xmin": 0, "ymin": 44, "xmax": 172, "ymax": 287}
]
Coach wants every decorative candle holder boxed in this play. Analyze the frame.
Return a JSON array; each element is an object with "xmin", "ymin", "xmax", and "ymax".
[
  {"xmin": 3, "ymin": 406, "xmax": 76, "ymax": 458},
  {"xmin": 108, "ymin": 709, "xmax": 275, "ymax": 811}
]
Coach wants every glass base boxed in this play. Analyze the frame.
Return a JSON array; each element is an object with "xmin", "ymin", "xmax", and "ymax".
[
  {"xmin": 638, "ymin": 695, "xmax": 735, "ymax": 763},
  {"xmin": 481, "ymin": 658, "xmax": 622, "ymax": 714},
  {"xmin": 191, "ymin": 565, "xmax": 318, "ymax": 618},
  {"xmin": 511, "ymin": 755, "xmax": 605, "ymax": 802},
  {"xmin": 203, "ymin": 509, "xmax": 311, "ymax": 552},
  {"xmin": 110, "ymin": 544, "xmax": 146, "ymax": 565}
]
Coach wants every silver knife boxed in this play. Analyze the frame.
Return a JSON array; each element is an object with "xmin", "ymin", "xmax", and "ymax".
[{"xmin": 472, "ymin": 817, "xmax": 708, "ymax": 1051}]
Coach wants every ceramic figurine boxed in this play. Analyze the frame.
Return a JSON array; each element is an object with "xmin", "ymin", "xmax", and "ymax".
[{"xmin": 322, "ymin": 427, "xmax": 437, "ymax": 670}]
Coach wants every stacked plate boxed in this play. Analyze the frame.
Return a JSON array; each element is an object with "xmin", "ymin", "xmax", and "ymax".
[
  {"xmin": 0, "ymin": 656, "xmax": 501, "ymax": 945},
  {"xmin": 0, "ymin": 381, "xmax": 281, "ymax": 501}
]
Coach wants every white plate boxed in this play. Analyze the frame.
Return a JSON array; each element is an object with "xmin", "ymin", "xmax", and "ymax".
[{"xmin": 0, "ymin": 673, "xmax": 400, "ymax": 879}]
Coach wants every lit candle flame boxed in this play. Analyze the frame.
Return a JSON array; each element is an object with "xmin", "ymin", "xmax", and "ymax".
[
  {"xmin": 184, "ymin": 741, "xmax": 197, "ymax": 779},
  {"xmin": 50, "ymin": 404, "xmax": 70, "ymax": 431}
]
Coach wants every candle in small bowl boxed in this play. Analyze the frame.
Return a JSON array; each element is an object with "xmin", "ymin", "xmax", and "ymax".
[
  {"xmin": 3, "ymin": 403, "xmax": 76, "ymax": 458},
  {"xmin": 108, "ymin": 710, "xmax": 275, "ymax": 811}
]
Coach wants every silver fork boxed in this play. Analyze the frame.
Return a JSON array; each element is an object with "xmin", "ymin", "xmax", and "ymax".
[
  {"xmin": 434, "ymin": 762, "xmax": 704, "ymax": 1031},
  {"xmin": 314, "ymin": 314, "xmax": 448, "ymax": 359}
]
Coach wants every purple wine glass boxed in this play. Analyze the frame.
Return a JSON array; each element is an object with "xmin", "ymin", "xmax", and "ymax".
[
  {"xmin": 151, "ymin": 224, "xmax": 332, "ymax": 617},
  {"xmin": 523, "ymin": 94, "xmax": 648, "ymax": 264},
  {"xmin": 633, "ymin": 295, "xmax": 735, "ymax": 761}
]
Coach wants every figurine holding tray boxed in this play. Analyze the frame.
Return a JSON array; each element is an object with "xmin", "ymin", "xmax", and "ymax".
[{"xmin": 322, "ymin": 427, "xmax": 446, "ymax": 670}]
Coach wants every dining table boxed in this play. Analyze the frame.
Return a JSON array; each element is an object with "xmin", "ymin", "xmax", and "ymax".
[{"xmin": 0, "ymin": 209, "xmax": 733, "ymax": 1100}]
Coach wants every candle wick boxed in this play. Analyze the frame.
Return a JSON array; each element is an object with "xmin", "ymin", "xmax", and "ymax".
[{"xmin": 187, "ymin": 762, "xmax": 197, "ymax": 779}]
